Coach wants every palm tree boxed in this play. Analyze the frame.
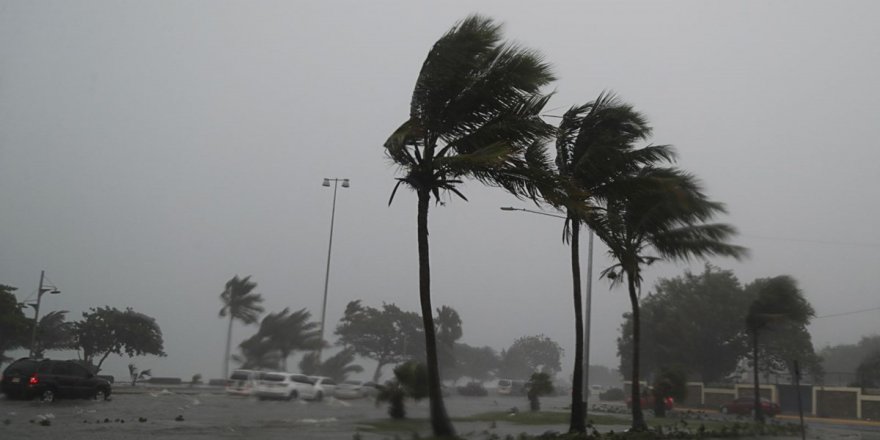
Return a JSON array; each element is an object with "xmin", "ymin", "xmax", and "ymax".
[
  {"xmin": 299, "ymin": 348, "xmax": 364, "ymax": 382},
  {"xmin": 595, "ymin": 167, "xmax": 746, "ymax": 431},
  {"xmin": 384, "ymin": 15, "xmax": 555, "ymax": 437},
  {"xmin": 550, "ymin": 93, "xmax": 674, "ymax": 433},
  {"xmin": 746, "ymin": 276, "xmax": 814, "ymax": 423},
  {"xmin": 219, "ymin": 275, "xmax": 264, "ymax": 380},
  {"xmin": 259, "ymin": 308, "xmax": 322, "ymax": 370},
  {"xmin": 32, "ymin": 310, "xmax": 75, "ymax": 358}
]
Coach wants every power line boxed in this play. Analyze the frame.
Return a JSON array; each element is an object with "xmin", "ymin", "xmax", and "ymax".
[
  {"xmin": 739, "ymin": 234, "xmax": 880, "ymax": 249},
  {"xmin": 815, "ymin": 306, "xmax": 880, "ymax": 319}
]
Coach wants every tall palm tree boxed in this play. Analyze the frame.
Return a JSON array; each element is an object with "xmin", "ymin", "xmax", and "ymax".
[
  {"xmin": 384, "ymin": 15, "xmax": 555, "ymax": 437},
  {"xmin": 550, "ymin": 92, "xmax": 674, "ymax": 433},
  {"xmin": 219, "ymin": 275, "xmax": 264, "ymax": 380},
  {"xmin": 595, "ymin": 167, "xmax": 746, "ymax": 430}
]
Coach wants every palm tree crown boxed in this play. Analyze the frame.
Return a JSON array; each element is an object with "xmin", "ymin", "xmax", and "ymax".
[{"xmin": 219, "ymin": 275, "xmax": 264, "ymax": 324}]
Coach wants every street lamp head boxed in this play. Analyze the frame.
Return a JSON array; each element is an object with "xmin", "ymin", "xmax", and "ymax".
[
  {"xmin": 500, "ymin": 206, "xmax": 517, "ymax": 211},
  {"xmin": 322, "ymin": 178, "xmax": 330, "ymax": 187},
  {"xmin": 49, "ymin": 289, "xmax": 60, "ymax": 295},
  {"xmin": 341, "ymin": 179, "xmax": 350, "ymax": 188}
]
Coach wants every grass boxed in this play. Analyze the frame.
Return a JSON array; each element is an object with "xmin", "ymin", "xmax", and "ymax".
[
  {"xmin": 461, "ymin": 411, "xmax": 629, "ymax": 426},
  {"xmin": 356, "ymin": 418, "xmax": 430, "ymax": 433}
]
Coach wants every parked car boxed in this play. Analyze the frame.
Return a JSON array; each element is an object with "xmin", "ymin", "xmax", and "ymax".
[
  {"xmin": 456, "ymin": 382, "xmax": 488, "ymax": 396},
  {"xmin": 300, "ymin": 376, "xmax": 337, "ymax": 401},
  {"xmin": 625, "ymin": 394, "xmax": 674, "ymax": 411},
  {"xmin": 497, "ymin": 379, "xmax": 527, "ymax": 396},
  {"xmin": 225, "ymin": 369, "xmax": 262, "ymax": 396},
  {"xmin": 334, "ymin": 380, "xmax": 379, "ymax": 399},
  {"xmin": 720, "ymin": 397, "xmax": 781, "ymax": 417},
  {"xmin": 1, "ymin": 358, "xmax": 112, "ymax": 402},
  {"xmin": 253, "ymin": 372, "xmax": 313, "ymax": 401}
]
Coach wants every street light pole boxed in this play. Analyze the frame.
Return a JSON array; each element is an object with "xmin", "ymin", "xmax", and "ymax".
[
  {"xmin": 500, "ymin": 206, "xmax": 594, "ymax": 408},
  {"xmin": 318, "ymin": 178, "xmax": 349, "ymax": 362},
  {"xmin": 28, "ymin": 270, "xmax": 60, "ymax": 359}
]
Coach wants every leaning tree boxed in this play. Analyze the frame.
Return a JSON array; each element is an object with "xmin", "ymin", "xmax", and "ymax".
[{"xmin": 384, "ymin": 15, "xmax": 555, "ymax": 437}]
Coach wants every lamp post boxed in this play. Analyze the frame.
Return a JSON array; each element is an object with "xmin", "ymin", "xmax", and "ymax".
[
  {"xmin": 318, "ymin": 178, "xmax": 349, "ymax": 362},
  {"xmin": 28, "ymin": 270, "xmax": 60, "ymax": 358},
  {"xmin": 500, "ymin": 206, "xmax": 594, "ymax": 408}
]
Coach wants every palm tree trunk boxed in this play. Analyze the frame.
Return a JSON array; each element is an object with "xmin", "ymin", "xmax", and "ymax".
[
  {"xmin": 752, "ymin": 330, "xmax": 764, "ymax": 423},
  {"xmin": 568, "ymin": 220, "xmax": 585, "ymax": 433},
  {"xmin": 417, "ymin": 189, "xmax": 456, "ymax": 438},
  {"xmin": 373, "ymin": 361, "xmax": 386, "ymax": 383},
  {"xmin": 627, "ymin": 272, "xmax": 647, "ymax": 431},
  {"xmin": 224, "ymin": 315, "xmax": 233, "ymax": 380}
]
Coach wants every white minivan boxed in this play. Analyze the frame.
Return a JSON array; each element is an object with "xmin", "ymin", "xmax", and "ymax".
[
  {"xmin": 253, "ymin": 373, "xmax": 313, "ymax": 401},
  {"xmin": 301, "ymin": 376, "xmax": 337, "ymax": 401}
]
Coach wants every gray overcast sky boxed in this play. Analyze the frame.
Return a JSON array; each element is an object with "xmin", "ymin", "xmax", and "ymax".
[{"xmin": 2, "ymin": 1, "xmax": 879, "ymax": 381}]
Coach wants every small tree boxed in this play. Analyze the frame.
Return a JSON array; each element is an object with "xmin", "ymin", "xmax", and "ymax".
[
  {"xmin": 526, "ymin": 372, "xmax": 554, "ymax": 411},
  {"xmin": 376, "ymin": 361, "xmax": 429, "ymax": 419},
  {"xmin": 74, "ymin": 307, "xmax": 165, "ymax": 372},
  {"xmin": 746, "ymin": 276, "xmax": 814, "ymax": 423},
  {"xmin": 0, "ymin": 285, "xmax": 29, "ymax": 368}
]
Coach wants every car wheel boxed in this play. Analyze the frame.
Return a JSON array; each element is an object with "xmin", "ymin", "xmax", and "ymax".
[
  {"xmin": 40, "ymin": 389, "xmax": 56, "ymax": 403},
  {"xmin": 287, "ymin": 390, "xmax": 298, "ymax": 401},
  {"xmin": 314, "ymin": 391, "xmax": 323, "ymax": 401},
  {"xmin": 720, "ymin": 406, "xmax": 728, "ymax": 414},
  {"xmin": 94, "ymin": 388, "xmax": 111, "ymax": 401}
]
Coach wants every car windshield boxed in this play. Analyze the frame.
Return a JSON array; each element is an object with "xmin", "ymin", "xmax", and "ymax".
[
  {"xmin": 290, "ymin": 375, "xmax": 313, "ymax": 384},
  {"xmin": 263, "ymin": 373, "xmax": 286, "ymax": 382},
  {"xmin": 230, "ymin": 372, "xmax": 251, "ymax": 381}
]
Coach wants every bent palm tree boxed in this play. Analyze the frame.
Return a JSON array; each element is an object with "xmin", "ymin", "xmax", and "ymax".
[
  {"xmin": 596, "ymin": 167, "xmax": 746, "ymax": 431},
  {"xmin": 385, "ymin": 15, "xmax": 555, "ymax": 437},
  {"xmin": 551, "ymin": 92, "xmax": 674, "ymax": 433},
  {"xmin": 33, "ymin": 310, "xmax": 75, "ymax": 358},
  {"xmin": 219, "ymin": 275, "xmax": 264, "ymax": 380},
  {"xmin": 260, "ymin": 307, "xmax": 322, "ymax": 370}
]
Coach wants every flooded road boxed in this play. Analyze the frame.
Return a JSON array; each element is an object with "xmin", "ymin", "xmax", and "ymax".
[
  {"xmin": 2, "ymin": 389, "xmax": 878, "ymax": 439},
  {"xmin": 0, "ymin": 389, "xmax": 564, "ymax": 439}
]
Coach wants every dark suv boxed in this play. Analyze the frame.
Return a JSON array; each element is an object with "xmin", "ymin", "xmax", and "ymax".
[{"xmin": 1, "ymin": 358, "xmax": 112, "ymax": 402}]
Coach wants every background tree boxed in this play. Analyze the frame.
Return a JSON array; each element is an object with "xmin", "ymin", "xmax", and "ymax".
[
  {"xmin": 0, "ymin": 284, "xmax": 29, "ymax": 368},
  {"xmin": 377, "ymin": 361, "xmax": 429, "ymax": 420},
  {"xmin": 819, "ymin": 335, "xmax": 880, "ymax": 385},
  {"xmin": 73, "ymin": 306, "xmax": 165, "ymax": 372},
  {"xmin": 446, "ymin": 343, "xmax": 499, "ymax": 384},
  {"xmin": 32, "ymin": 310, "xmax": 76, "ymax": 358},
  {"xmin": 299, "ymin": 348, "xmax": 364, "ymax": 382},
  {"xmin": 526, "ymin": 371, "xmax": 555, "ymax": 411},
  {"xmin": 498, "ymin": 334, "xmax": 563, "ymax": 379},
  {"xmin": 745, "ymin": 275, "xmax": 815, "ymax": 423},
  {"xmin": 259, "ymin": 307, "xmax": 321, "ymax": 370},
  {"xmin": 596, "ymin": 165, "xmax": 745, "ymax": 431},
  {"xmin": 549, "ymin": 92, "xmax": 673, "ymax": 433},
  {"xmin": 384, "ymin": 14, "xmax": 554, "ymax": 437},
  {"xmin": 335, "ymin": 300, "xmax": 425, "ymax": 381},
  {"xmin": 617, "ymin": 265, "xmax": 750, "ymax": 382},
  {"xmin": 855, "ymin": 350, "xmax": 880, "ymax": 388},
  {"xmin": 219, "ymin": 275, "xmax": 264, "ymax": 380},
  {"xmin": 435, "ymin": 306, "xmax": 463, "ymax": 377}
]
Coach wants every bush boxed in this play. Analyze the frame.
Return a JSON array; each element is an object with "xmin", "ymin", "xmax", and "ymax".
[{"xmin": 599, "ymin": 387, "xmax": 625, "ymax": 401}]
